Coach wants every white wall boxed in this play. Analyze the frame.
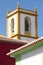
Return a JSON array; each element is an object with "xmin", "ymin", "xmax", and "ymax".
[
  {"xmin": 21, "ymin": 37, "xmax": 36, "ymax": 42},
  {"xmin": 21, "ymin": 47, "xmax": 43, "ymax": 65},
  {"xmin": 7, "ymin": 13, "xmax": 18, "ymax": 37},
  {"xmin": 20, "ymin": 13, "xmax": 36, "ymax": 36},
  {"xmin": 7, "ymin": 12, "xmax": 37, "ymax": 41}
]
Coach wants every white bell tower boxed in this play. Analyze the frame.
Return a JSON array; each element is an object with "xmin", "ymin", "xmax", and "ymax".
[{"xmin": 6, "ymin": 4, "xmax": 38, "ymax": 42}]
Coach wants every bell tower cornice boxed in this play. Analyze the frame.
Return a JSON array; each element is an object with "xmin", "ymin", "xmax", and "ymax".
[{"xmin": 6, "ymin": 6, "xmax": 38, "ymax": 19}]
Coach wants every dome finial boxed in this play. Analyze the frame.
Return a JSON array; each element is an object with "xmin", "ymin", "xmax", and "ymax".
[
  {"xmin": 7, "ymin": 9, "xmax": 10, "ymax": 14},
  {"xmin": 34, "ymin": 6, "xmax": 37, "ymax": 13},
  {"xmin": 16, "ymin": 2, "xmax": 20, "ymax": 9}
]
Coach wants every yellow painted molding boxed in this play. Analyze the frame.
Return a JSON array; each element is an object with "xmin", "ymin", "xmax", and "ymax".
[
  {"xmin": 35, "ymin": 16, "xmax": 38, "ymax": 37},
  {"xmin": 11, "ymin": 34, "xmax": 39, "ymax": 39},
  {"xmin": 6, "ymin": 8, "xmax": 38, "ymax": 18},
  {"xmin": 25, "ymin": 32, "xmax": 31, "ymax": 36},
  {"xmin": 11, "ymin": 33, "xmax": 14, "ymax": 37},
  {"xmin": 6, "ymin": 9, "xmax": 19, "ymax": 18},
  {"xmin": 6, "ymin": 19, "xmax": 8, "ymax": 37},
  {"xmin": 17, "ymin": 9, "xmax": 20, "ymax": 39},
  {"xmin": 20, "ymin": 10, "xmax": 38, "ymax": 16}
]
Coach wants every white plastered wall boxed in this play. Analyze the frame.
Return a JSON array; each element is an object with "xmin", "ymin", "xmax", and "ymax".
[
  {"xmin": 20, "ymin": 13, "xmax": 36, "ymax": 36},
  {"xmin": 21, "ymin": 47, "xmax": 43, "ymax": 65},
  {"xmin": 21, "ymin": 37, "xmax": 36, "ymax": 42},
  {"xmin": 6, "ymin": 13, "xmax": 18, "ymax": 37}
]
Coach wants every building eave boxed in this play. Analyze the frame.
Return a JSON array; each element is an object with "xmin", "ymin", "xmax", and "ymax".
[
  {"xmin": 6, "ymin": 37, "xmax": 43, "ymax": 57},
  {"xmin": 0, "ymin": 36, "xmax": 28, "ymax": 44}
]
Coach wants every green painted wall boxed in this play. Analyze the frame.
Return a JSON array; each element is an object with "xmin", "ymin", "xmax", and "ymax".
[
  {"xmin": 12, "ymin": 41, "xmax": 43, "ymax": 58},
  {"xmin": 16, "ymin": 56, "xmax": 21, "ymax": 65}
]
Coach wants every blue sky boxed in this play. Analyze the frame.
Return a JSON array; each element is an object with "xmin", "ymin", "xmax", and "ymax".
[{"xmin": 0, "ymin": 0, "xmax": 43, "ymax": 37}]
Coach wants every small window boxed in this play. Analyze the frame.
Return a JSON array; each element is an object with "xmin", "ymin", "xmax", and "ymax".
[
  {"xmin": 25, "ymin": 19, "xmax": 29, "ymax": 31},
  {"xmin": 25, "ymin": 17, "xmax": 31, "ymax": 33},
  {"xmin": 11, "ymin": 18, "xmax": 14, "ymax": 32}
]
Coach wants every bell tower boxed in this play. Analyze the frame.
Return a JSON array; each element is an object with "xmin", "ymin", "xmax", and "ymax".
[{"xmin": 6, "ymin": 4, "xmax": 38, "ymax": 42}]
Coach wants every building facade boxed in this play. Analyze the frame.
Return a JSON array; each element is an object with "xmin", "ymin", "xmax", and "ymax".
[{"xmin": 0, "ymin": 4, "xmax": 43, "ymax": 65}]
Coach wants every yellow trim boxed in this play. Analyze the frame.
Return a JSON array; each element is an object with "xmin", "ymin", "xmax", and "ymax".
[
  {"xmin": 6, "ymin": 11, "xmax": 18, "ymax": 18},
  {"xmin": 11, "ymin": 34, "xmax": 39, "ymax": 39},
  {"xmin": 20, "ymin": 10, "xmax": 38, "ymax": 16},
  {"xmin": 35, "ymin": 16, "xmax": 38, "ymax": 37},
  {"xmin": 6, "ymin": 19, "xmax": 8, "ymax": 37},
  {"xmin": 11, "ymin": 33, "xmax": 14, "ymax": 37},
  {"xmin": 25, "ymin": 32, "xmax": 31, "ymax": 36},
  {"xmin": 16, "ymin": 9, "xmax": 20, "ymax": 39},
  {"xmin": 6, "ymin": 8, "xmax": 38, "ymax": 18}
]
